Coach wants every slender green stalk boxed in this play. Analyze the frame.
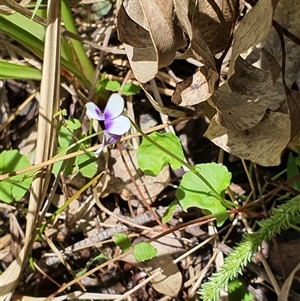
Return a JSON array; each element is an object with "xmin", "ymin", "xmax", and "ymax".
[{"xmin": 130, "ymin": 119, "xmax": 227, "ymax": 206}]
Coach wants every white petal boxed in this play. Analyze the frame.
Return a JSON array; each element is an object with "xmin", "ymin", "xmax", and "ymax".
[
  {"xmin": 105, "ymin": 115, "xmax": 131, "ymax": 135},
  {"xmin": 104, "ymin": 93, "xmax": 124, "ymax": 120},
  {"xmin": 95, "ymin": 144, "xmax": 104, "ymax": 158},
  {"xmin": 94, "ymin": 131, "xmax": 108, "ymax": 157},
  {"xmin": 85, "ymin": 102, "xmax": 104, "ymax": 121}
]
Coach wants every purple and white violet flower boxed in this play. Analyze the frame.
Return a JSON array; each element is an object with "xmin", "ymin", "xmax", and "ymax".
[{"xmin": 85, "ymin": 93, "xmax": 131, "ymax": 157}]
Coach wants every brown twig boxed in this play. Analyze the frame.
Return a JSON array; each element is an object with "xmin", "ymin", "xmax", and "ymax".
[{"xmin": 117, "ymin": 144, "xmax": 166, "ymax": 229}]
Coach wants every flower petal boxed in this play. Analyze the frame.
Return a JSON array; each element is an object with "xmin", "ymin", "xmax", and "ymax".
[
  {"xmin": 94, "ymin": 133, "xmax": 121, "ymax": 157},
  {"xmin": 105, "ymin": 115, "xmax": 131, "ymax": 135},
  {"xmin": 106, "ymin": 134, "xmax": 121, "ymax": 145},
  {"xmin": 95, "ymin": 144, "xmax": 105, "ymax": 158},
  {"xmin": 104, "ymin": 93, "xmax": 124, "ymax": 120},
  {"xmin": 85, "ymin": 102, "xmax": 104, "ymax": 121},
  {"xmin": 94, "ymin": 131, "xmax": 109, "ymax": 157}
]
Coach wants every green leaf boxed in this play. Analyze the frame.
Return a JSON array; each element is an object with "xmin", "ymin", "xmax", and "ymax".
[
  {"xmin": 287, "ymin": 152, "xmax": 300, "ymax": 191},
  {"xmin": 0, "ymin": 150, "xmax": 34, "ymax": 203},
  {"xmin": 137, "ymin": 132, "xmax": 184, "ymax": 176},
  {"xmin": 58, "ymin": 119, "xmax": 81, "ymax": 149},
  {"xmin": 176, "ymin": 163, "xmax": 230, "ymax": 226},
  {"xmin": 162, "ymin": 200, "xmax": 178, "ymax": 224},
  {"xmin": 133, "ymin": 242, "xmax": 157, "ymax": 262},
  {"xmin": 0, "ymin": 60, "xmax": 42, "ymax": 80},
  {"xmin": 52, "ymin": 148, "xmax": 77, "ymax": 176},
  {"xmin": 228, "ymin": 279, "xmax": 253, "ymax": 301},
  {"xmin": 0, "ymin": 12, "xmax": 46, "ymax": 51},
  {"xmin": 100, "ymin": 79, "xmax": 121, "ymax": 92},
  {"xmin": 121, "ymin": 83, "xmax": 141, "ymax": 96},
  {"xmin": 65, "ymin": 118, "xmax": 81, "ymax": 131},
  {"xmin": 113, "ymin": 233, "xmax": 131, "ymax": 252},
  {"xmin": 295, "ymin": 146, "xmax": 300, "ymax": 166},
  {"xmin": 76, "ymin": 152, "xmax": 98, "ymax": 178},
  {"xmin": 52, "ymin": 119, "xmax": 82, "ymax": 175},
  {"xmin": 58, "ymin": 123, "xmax": 74, "ymax": 149}
]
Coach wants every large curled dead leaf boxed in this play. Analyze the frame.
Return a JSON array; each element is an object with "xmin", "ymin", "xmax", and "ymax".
[
  {"xmin": 172, "ymin": 0, "xmax": 220, "ymax": 106},
  {"xmin": 205, "ymin": 109, "xmax": 290, "ymax": 166},
  {"xmin": 192, "ymin": 0, "xmax": 240, "ymax": 55},
  {"xmin": 212, "ymin": 53, "xmax": 282, "ymax": 131},
  {"xmin": 205, "ymin": 0, "xmax": 300, "ymax": 165},
  {"xmin": 174, "ymin": 0, "xmax": 216, "ymax": 70},
  {"xmin": 117, "ymin": 0, "xmax": 184, "ymax": 83},
  {"xmin": 228, "ymin": 0, "xmax": 280, "ymax": 78}
]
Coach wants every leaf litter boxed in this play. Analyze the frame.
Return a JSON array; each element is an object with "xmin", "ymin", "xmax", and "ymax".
[{"xmin": 1, "ymin": 0, "xmax": 300, "ymax": 300}]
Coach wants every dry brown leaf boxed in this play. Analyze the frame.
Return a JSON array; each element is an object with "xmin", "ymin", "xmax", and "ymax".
[
  {"xmin": 102, "ymin": 149, "xmax": 170, "ymax": 203},
  {"xmin": 174, "ymin": 0, "xmax": 215, "ymax": 70},
  {"xmin": 212, "ymin": 54, "xmax": 282, "ymax": 131},
  {"xmin": 122, "ymin": 234, "xmax": 183, "ymax": 297},
  {"xmin": 268, "ymin": 0, "xmax": 300, "ymax": 78},
  {"xmin": 193, "ymin": 0, "xmax": 239, "ymax": 55},
  {"xmin": 228, "ymin": 53, "xmax": 281, "ymax": 95},
  {"xmin": 117, "ymin": 0, "xmax": 184, "ymax": 82},
  {"xmin": 117, "ymin": 2, "xmax": 158, "ymax": 83},
  {"xmin": 172, "ymin": 66, "xmax": 219, "ymax": 106},
  {"xmin": 205, "ymin": 109, "xmax": 290, "ymax": 166},
  {"xmin": 173, "ymin": 0, "xmax": 242, "ymax": 107},
  {"xmin": 173, "ymin": 0, "xmax": 220, "ymax": 106},
  {"xmin": 229, "ymin": 0, "xmax": 280, "ymax": 78}
]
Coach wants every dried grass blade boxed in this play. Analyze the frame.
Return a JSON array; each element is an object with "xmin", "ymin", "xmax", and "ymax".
[{"xmin": 0, "ymin": 1, "xmax": 61, "ymax": 299}]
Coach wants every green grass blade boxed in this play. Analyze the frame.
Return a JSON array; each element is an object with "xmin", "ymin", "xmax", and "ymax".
[
  {"xmin": 61, "ymin": 0, "xmax": 95, "ymax": 83},
  {"xmin": 31, "ymin": 0, "xmax": 43, "ymax": 20},
  {"xmin": 0, "ymin": 60, "xmax": 42, "ymax": 80},
  {"xmin": 0, "ymin": 14, "xmax": 44, "ymax": 57}
]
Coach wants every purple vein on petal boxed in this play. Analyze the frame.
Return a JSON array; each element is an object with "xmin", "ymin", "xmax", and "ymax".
[{"xmin": 85, "ymin": 102, "xmax": 104, "ymax": 120}]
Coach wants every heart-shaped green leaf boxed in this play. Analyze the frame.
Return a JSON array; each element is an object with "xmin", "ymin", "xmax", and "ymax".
[
  {"xmin": 137, "ymin": 132, "xmax": 184, "ymax": 176},
  {"xmin": 176, "ymin": 163, "xmax": 231, "ymax": 226}
]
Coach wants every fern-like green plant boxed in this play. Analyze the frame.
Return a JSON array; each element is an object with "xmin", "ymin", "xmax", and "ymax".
[{"xmin": 199, "ymin": 195, "xmax": 300, "ymax": 301}]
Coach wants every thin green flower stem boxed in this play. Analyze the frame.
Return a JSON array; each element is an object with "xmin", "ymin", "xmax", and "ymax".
[
  {"xmin": 129, "ymin": 119, "xmax": 229, "ymax": 208},
  {"xmin": 54, "ymin": 130, "xmax": 103, "ymax": 158}
]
